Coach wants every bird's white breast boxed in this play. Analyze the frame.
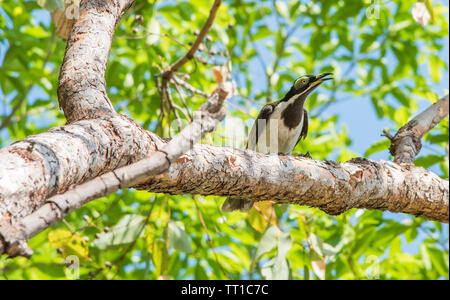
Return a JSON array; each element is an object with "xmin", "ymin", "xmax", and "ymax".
[{"xmin": 248, "ymin": 100, "xmax": 303, "ymax": 155}]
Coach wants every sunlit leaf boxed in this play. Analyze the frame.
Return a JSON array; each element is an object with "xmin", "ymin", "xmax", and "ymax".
[
  {"xmin": 254, "ymin": 225, "xmax": 279, "ymax": 261},
  {"xmin": 168, "ymin": 221, "xmax": 193, "ymax": 253},
  {"xmin": 365, "ymin": 139, "xmax": 390, "ymax": 157},
  {"xmin": 146, "ymin": 17, "xmax": 160, "ymax": 45},
  {"xmin": 37, "ymin": 0, "xmax": 64, "ymax": 11},
  {"xmin": 48, "ymin": 229, "xmax": 89, "ymax": 260},
  {"xmin": 91, "ymin": 214, "xmax": 146, "ymax": 249}
]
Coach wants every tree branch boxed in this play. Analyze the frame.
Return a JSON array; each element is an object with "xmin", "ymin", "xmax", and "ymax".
[
  {"xmin": 0, "ymin": 73, "xmax": 232, "ymax": 258},
  {"xmin": 160, "ymin": 0, "xmax": 222, "ymax": 79},
  {"xmin": 57, "ymin": 0, "xmax": 134, "ymax": 122},
  {"xmin": 389, "ymin": 95, "xmax": 449, "ymax": 164},
  {"xmin": 133, "ymin": 145, "xmax": 448, "ymax": 223},
  {"xmin": 0, "ymin": 116, "xmax": 157, "ymax": 222}
]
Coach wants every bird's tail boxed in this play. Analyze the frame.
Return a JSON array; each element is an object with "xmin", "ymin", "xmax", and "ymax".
[{"xmin": 221, "ymin": 197, "xmax": 253, "ymax": 213}]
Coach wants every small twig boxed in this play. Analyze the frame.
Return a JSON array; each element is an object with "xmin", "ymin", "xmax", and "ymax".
[
  {"xmin": 159, "ymin": 0, "xmax": 222, "ymax": 78},
  {"xmin": 173, "ymin": 75, "xmax": 209, "ymax": 98},
  {"xmin": 226, "ymin": 100, "xmax": 248, "ymax": 115},
  {"xmin": 381, "ymin": 129, "xmax": 394, "ymax": 140},
  {"xmin": 164, "ymin": 82, "xmax": 184, "ymax": 131},
  {"xmin": 388, "ymin": 95, "xmax": 449, "ymax": 164},
  {"xmin": 171, "ymin": 79, "xmax": 193, "ymax": 121},
  {"xmin": 161, "ymin": 81, "xmax": 173, "ymax": 136}
]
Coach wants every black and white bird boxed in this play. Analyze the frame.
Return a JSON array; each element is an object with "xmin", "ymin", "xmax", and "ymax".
[{"xmin": 221, "ymin": 73, "xmax": 333, "ymax": 213}]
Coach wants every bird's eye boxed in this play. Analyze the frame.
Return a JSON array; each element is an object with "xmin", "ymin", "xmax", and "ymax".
[{"xmin": 294, "ymin": 77, "xmax": 309, "ymax": 90}]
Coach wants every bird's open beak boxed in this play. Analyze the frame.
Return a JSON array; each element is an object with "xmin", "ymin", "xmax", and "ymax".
[{"xmin": 310, "ymin": 73, "xmax": 333, "ymax": 87}]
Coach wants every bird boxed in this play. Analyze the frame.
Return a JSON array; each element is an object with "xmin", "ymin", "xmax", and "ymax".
[{"xmin": 221, "ymin": 73, "xmax": 333, "ymax": 213}]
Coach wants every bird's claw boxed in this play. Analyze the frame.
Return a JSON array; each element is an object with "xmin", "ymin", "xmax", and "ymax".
[{"xmin": 298, "ymin": 151, "xmax": 312, "ymax": 159}]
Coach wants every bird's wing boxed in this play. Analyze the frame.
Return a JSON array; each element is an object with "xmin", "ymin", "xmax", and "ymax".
[
  {"xmin": 247, "ymin": 102, "xmax": 278, "ymax": 150},
  {"xmin": 295, "ymin": 109, "xmax": 309, "ymax": 147}
]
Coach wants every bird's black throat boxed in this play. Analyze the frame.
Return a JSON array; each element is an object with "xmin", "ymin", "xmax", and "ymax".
[{"xmin": 281, "ymin": 92, "xmax": 305, "ymax": 130}]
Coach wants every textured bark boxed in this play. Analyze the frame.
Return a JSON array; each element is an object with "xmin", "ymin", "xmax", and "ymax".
[
  {"xmin": 0, "ymin": 80, "xmax": 231, "ymax": 257},
  {"xmin": 135, "ymin": 145, "xmax": 449, "ymax": 223},
  {"xmin": 58, "ymin": 0, "xmax": 133, "ymax": 122},
  {"xmin": 0, "ymin": 115, "xmax": 156, "ymax": 223},
  {"xmin": 390, "ymin": 95, "xmax": 449, "ymax": 164}
]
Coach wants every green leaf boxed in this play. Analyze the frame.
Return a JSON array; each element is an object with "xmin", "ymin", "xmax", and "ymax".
[
  {"xmin": 36, "ymin": 0, "xmax": 64, "ymax": 11},
  {"xmin": 273, "ymin": 257, "xmax": 290, "ymax": 280},
  {"xmin": 48, "ymin": 229, "xmax": 72, "ymax": 248},
  {"xmin": 253, "ymin": 26, "xmax": 272, "ymax": 41},
  {"xmin": 415, "ymin": 154, "xmax": 443, "ymax": 169},
  {"xmin": 254, "ymin": 225, "xmax": 279, "ymax": 261},
  {"xmin": 91, "ymin": 214, "xmax": 147, "ymax": 249},
  {"xmin": 393, "ymin": 107, "xmax": 410, "ymax": 126},
  {"xmin": 275, "ymin": 1, "xmax": 289, "ymax": 19},
  {"xmin": 303, "ymin": 265, "xmax": 310, "ymax": 280},
  {"xmin": 288, "ymin": 1, "xmax": 301, "ymax": 19},
  {"xmin": 265, "ymin": 232, "xmax": 293, "ymax": 280},
  {"xmin": 365, "ymin": 139, "xmax": 391, "ymax": 157},
  {"xmin": 427, "ymin": 245, "xmax": 449, "ymax": 277},
  {"xmin": 440, "ymin": 155, "xmax": 449, "ymax": 178},
  {"xmin": 309, "ymin": 233, "xmax": 324, "ymax": 257},
  {"xmin": 420, "ymin": 244, "xmax": 432, "ymax": 271},
  {"xmin": 48, "ymin": 229, "xmax": 89, "ymax": 260},
  {"xmin": 261, "ymin": 256, "xmax": 290, "ymax": 280},
  {"xmin": 429, "ymin": 56, "xmax": 442, "ymax": 83},
  {"xmin": 152, "ymin": 239, "xmax": 169, "ymax": 277},
  {"xmin": 178, "ymin": 2, "xmax": 195, "ymax": 21},
  {"xmin": 277, "ymin": 232, "xmax": 292, "ymax": 259},
  {"xmin": 261, "ymin": 257, "xmax": 276, "ymax": 279},
  {"xmin": 168, "ymin": 221, "xmax": 193, "ymax": 253},
  {"xmin": 146, "ymin": 17, "xmax": 160, "ymax": 45},
  {"xmin": 23, "ymin": 26, "xmax": 51, "ymax": 38},
  {"xmin": 425, "ymin": 0, "xmax": 436, "ymax": 24}
]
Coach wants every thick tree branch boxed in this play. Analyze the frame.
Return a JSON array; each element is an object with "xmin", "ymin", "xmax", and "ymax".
[
  {"xmin": 133, "ymin": 145, "xmax": 448, "ymax": 223},
  {"xmin": 388, "ymin": 95, "xmax": 449, "ymax": 164},
  {"xmin": 0, "ymin": 115, "xmax": 157, "ymax": 222},
  {"xmin": 0, "ymin": 76, "xmax": 231, "ymax": 258},
  {"xmin": 57, "ymin": 0, "xmax": 134, "ymax": 122}
]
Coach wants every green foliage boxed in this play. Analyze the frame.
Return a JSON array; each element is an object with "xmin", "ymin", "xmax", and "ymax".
[
  {"xmin": 168, "ymin": 221, "xmax": 193, "ymax": 254},
  {"xmin": 0, "ymin": 0, "xmax": 448, "ymax": 280},
  {"xmin": 91, "ymin": 214, "xmax": 147, "ymax": 250},
  {"xmin": 36, "ymin": 0, "xmax": 64, "ymax": 11}
]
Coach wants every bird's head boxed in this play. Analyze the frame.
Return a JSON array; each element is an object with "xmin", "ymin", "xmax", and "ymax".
[{"xmin": 283, "ymin": 73, "xmax": 333, "ymax": 102}]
